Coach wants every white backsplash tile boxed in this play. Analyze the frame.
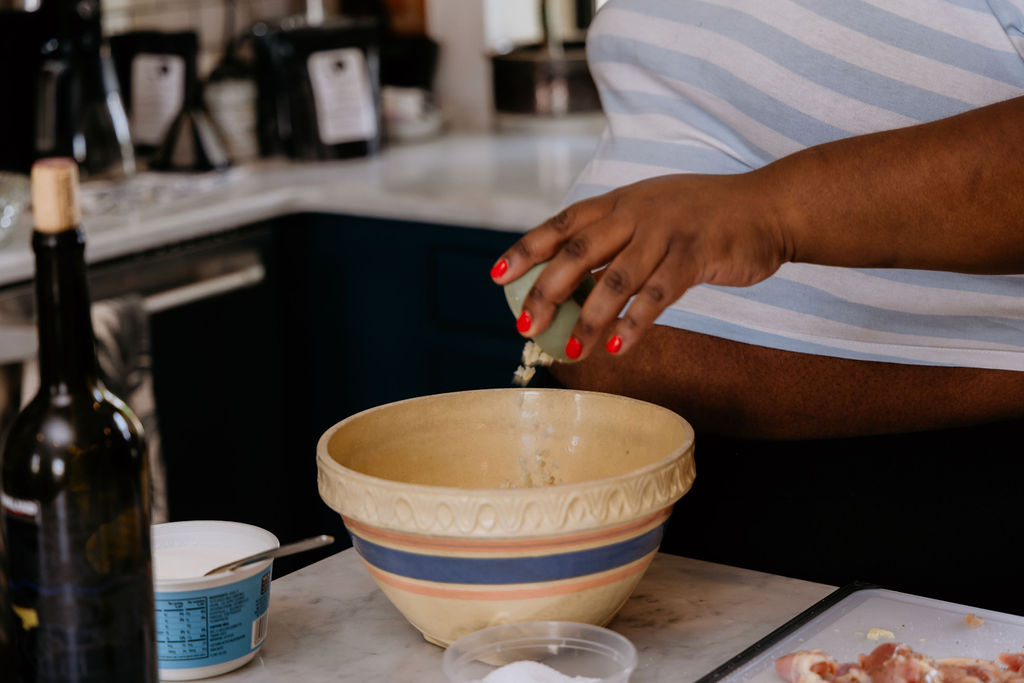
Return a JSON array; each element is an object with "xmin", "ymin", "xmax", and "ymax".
[
  {"xmin": 197, "ymin": 3, "xmax": 229, "ymax": 52},
  {"xmin": 102, "ymin": 0, "xmax": 302, "ymax": 75},
  {"xmin": 426, "ymin": 0, "xmax": 491, "ymax": 131}
]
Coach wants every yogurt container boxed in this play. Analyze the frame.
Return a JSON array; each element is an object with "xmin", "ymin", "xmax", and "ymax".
[{"xmin": 152, "ymin": 521, "xmax": 279, "ymax": 680}]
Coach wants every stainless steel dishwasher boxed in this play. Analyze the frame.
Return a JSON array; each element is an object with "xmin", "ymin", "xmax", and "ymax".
[
  {"xmin": 0, "ymin": 226, "xmax": 268, "ymax": 522},
  {"xmin": 1, "ymin": 227, "xmax": 267, "ymax": 427}
]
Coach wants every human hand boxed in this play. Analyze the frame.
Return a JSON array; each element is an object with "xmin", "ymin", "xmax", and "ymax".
[{"xmin": 489, "ymin": 172, "xmax": 789, "ymax": 360}]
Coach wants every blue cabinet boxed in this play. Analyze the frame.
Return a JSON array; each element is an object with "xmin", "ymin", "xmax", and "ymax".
[{"xmin": 151, "ymin": 214, "xmax": 525, "ymax": 575}]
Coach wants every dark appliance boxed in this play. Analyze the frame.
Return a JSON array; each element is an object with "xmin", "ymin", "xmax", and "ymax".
[
  {"xmin": 252, "ymin": 17, "xmax": 383, "ymax": 160},
  {"xmin": 110, "ymin": 31, "xmax": 230, "ymax": 172},
  {"xmin": 0, "ymin": 0, "xmax": 134, "ymax": 177},
  {"xmin": 491, "ymin": 41, "xmax": 600, "ymax": 117},
  {"xmin": 109, "ymin": 31, "xmax": 198, "ymax": 159},
  {"xmin": 576, "ymin": 0, "xmax": 597, "ymax": 29},
  {"xmin": 34, "ymin": 0, "xmax": 134, "ymax": 178},
  {"xmin": 490, "ymin": 0, "xmax": 600, "ymax": 118},
  {"xmin": 0, "ymin": 6, "xmax": 47, "ymax": 173}
]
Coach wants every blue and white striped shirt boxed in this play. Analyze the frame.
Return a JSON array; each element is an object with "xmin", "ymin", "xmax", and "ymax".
[{"xmin": 569, "ymin": 0, "xmax": 1024, "ymax": 370}]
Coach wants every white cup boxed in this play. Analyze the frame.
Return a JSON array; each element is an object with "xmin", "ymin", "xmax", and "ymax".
[{"xmin": 152, "ymin": 521, "xmax": 280, "ymax": 680}]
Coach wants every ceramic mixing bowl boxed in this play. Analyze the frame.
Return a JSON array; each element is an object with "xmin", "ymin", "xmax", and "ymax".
[{"xmin": 316, "ymin": 388, "xmax": 696, "ymax": 647}]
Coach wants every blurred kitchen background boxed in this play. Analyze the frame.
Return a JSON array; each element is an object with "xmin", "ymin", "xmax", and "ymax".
[
  {"xmin": 0, "ymin": 0, "xmax": 607, "ymax": 176},
  {"xmin": 0, "ymin": 0, "xmax": 608, "ymax": 575}
]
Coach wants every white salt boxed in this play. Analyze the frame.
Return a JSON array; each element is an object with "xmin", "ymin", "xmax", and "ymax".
[{"xmin": 477, "ymin": 660, "xmax": 602, "ymax": 683}]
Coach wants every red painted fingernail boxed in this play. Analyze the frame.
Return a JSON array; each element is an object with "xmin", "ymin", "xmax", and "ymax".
[
  {"xmin": 565, "ymin": 336, "xmax": 582, "ymax": 359},
  {"xmin": 606, "ymin": 335, "xmax": 622, "ymax": 354},
  {"xmin": 516, "ymin": 311, "xmax": 531, "ymax": 333},
  {"xmin": 490, "ymin": 259, "xmax": 508, "ymax": 279}
]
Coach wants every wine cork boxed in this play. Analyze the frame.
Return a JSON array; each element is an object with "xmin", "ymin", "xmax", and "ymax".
[{"xmin": 31, "ymin": 157, "xmax": 81, "ymax": 234}]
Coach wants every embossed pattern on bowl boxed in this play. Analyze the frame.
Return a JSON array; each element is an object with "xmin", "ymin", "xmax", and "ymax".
[{"xmin": 316, "ymin": 388, "xmax": 696, "ymax": 646}]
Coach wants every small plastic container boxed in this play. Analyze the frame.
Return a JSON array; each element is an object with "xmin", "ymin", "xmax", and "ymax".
[
  {"xmin": 152, "ymin": 521, "xmax": 279, "ymax": 680},
  {"xmin": 442, "ymin": 621, "xmax": 638, "ymax": 683}
]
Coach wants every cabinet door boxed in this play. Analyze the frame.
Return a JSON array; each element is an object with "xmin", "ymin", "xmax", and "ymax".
[
  {"xmin": 294, "ymin": 212, "xmax": 528, "ymax": 432},
  {"xmin": 284, "ymin": 213, "xmax": 536, "ymax": 564},
  {"xmin": 151, "ymin": 214, "xmax": 536, "ymax": 575},
  {"xmin": 147, "ymin": 226, "xmax": 298, "ymax": 552}
]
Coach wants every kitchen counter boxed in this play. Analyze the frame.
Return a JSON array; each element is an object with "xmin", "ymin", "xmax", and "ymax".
[
  {"xmin": 211, "ymin": 549, "xmax": 835, "ymax": 683},
  {"xmin": 0, "ymin": 132, "xmax": 606, "ymax": 544},
  {"xmin": 0, "ymin": 132, "xmax": 600, "ymax": 289}
]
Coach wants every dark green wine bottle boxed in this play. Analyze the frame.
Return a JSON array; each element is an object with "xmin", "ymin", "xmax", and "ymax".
[
  {"xmin": 0, "ymin": 518, "xmax": 15, "ymax": 673},
  {"xmin": 0, "ymin": 158, "xmax": 157, "ymax": 682}
]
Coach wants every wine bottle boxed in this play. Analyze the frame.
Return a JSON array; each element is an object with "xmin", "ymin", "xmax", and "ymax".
[
  {"xmin": 0, "ymin": 518, "xmax": 15, "ymax": 673},
  {"xmin": 0, "ymin": 158, "xmax": 157, "ymax": 682}
]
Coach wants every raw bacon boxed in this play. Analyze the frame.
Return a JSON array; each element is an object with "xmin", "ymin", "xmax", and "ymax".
[{"xmin": 775, "ymin": 644, "xmax": 1024, "ymax": 683}]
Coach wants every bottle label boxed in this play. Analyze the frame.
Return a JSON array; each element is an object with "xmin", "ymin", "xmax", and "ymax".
[
  {"xmin": 131, "ymin": 53, "xmax": 187, "ymax": 146},
  {"xmin": 3, "ymin": 495, "xmax": 156, "ymax": 682},
  {"xmin": 1, "ymin": 492, "xmax": 40, "ymax": 521},
  {"xmin": 155, "ymin": 566, "xmax": 273, "ymax": 668},
  {"xmin": 307, "ymin": 48, "xmax": 378, "ymax": 145}
]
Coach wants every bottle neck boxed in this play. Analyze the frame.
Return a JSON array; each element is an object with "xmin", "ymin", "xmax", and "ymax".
[{"xmin": 32, "ymin": 228, "xmax": 101, "ymax": 394}]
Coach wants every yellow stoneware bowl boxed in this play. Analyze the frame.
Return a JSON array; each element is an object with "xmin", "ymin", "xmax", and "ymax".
[{"xmin": 316, "ymin": 388, "xmax": 696, "ymax": 647}]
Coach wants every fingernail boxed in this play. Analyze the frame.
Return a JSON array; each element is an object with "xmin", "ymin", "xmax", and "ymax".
[
  {"xmin": 490, "ymin": 259, "xmax": 508, "ymax": 279},
  {"xmin": 516, "ymin": 310, "xmax": 531, "ymax": 333},
  {"xmin": 606, "ymin": 335, "xmax": 622, "ymax": 354},
  {"xmin": 565, "ymin": 336, "xmax": 582, "ymax": 359}
]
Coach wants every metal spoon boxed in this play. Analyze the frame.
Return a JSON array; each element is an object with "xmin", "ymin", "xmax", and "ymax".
[{"xmin": 203, "ymin": 534, "xmax": 335, "ymax": 576}]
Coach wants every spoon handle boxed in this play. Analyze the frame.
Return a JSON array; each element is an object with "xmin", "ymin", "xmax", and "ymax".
[{"xmin": 204, "ymin": 534, "xmax": 335, "ymax": 576}]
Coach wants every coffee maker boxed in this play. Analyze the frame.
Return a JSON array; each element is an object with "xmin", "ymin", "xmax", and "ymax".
[
  {"xmin": 0, "ymin": 0, "xmax": 134, "ymax": 177},
  {"xmin": 252, "ymin": 14, "xmax": 384, "ymax": 161}
]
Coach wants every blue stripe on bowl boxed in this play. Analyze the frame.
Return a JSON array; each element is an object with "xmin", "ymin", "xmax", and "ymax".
[{"xmin": 349, "ymin": 524, "xmax": 665, "ymax": 585}]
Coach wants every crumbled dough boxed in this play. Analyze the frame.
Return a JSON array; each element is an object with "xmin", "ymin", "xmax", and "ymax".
[
  {"xmin": 499, "ymin": 450, "xmax": 561, "ymax": 488},
  {"xmin": 512, "ymin": 341, "xmax": 556, "ymax": 387},
  {"xmin": 964, "ymin": 613, "xmax": 984, "ymax": 628},
  {"xmin": 522, "ymin": 340, "xmax": 554, "ymax": 367},
  {"xmin": 866, "ymin": 627, "xmax": 896, "ymax": 641},
  {"xmin": 512, "ymin": 364, "xmax": 537, "ymax": 386}
]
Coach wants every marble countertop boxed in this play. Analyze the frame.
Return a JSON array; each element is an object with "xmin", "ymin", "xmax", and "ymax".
[
  {"xmin": 0, "ymin": 132, "xmax": 599, "ymax": 289},
  {"xmin": 210, "ymin": 549, "xmax": 835, "ymax": 683}
]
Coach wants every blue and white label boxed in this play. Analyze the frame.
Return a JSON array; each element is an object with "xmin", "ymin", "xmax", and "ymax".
[{"xmin": 155, "ymin": 568, "xmax": 272, "ymax": 669}]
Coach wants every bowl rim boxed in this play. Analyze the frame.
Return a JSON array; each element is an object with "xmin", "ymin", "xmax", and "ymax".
[
  {"xmin": 317, "ymin": 388, "xmax": 693, "ymax": 495},
  {"xmin": 316, "ymin": 388, "xmax": 696, "ymax": 536},
  {"xmin": 151, "ymin": 520, "xmax": 280, "ymax": 590}
]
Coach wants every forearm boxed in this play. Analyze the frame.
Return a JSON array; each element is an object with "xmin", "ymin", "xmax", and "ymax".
[
  {"xmin": 762, "ymin": 95, "xmax": 1024, "ymax": 273},
  {"xmin": 491, "ymin": 95, "xmax": 1024, "ymax": 358}
]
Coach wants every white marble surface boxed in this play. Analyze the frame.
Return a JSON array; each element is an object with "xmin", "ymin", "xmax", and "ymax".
[
  {"xmin": 208, "ymin": 549, "xmax": 834, "ymax": 683},
  {"xmin": 0, "ymin": 132, "xmax": 599, "ymax": 288}
]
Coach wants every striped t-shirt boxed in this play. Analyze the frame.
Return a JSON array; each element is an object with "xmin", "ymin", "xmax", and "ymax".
[{"xmin": 568, "ymin": 0, "xmax": 1024, "ymax": 370}]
